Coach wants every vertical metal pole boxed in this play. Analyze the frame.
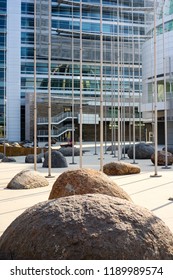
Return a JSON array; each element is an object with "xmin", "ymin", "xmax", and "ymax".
[
  {"xmin": 100, "ymin": 0, "xmax": 104, "ymax": 171},
  {"xmin": 162, "ymin": 0, "xmax": 169, "ymax": 169},
  {"xmin": 117, "ymin": 0, "xmax": 121, "ymax": 161},
  {"xmin": 151, "ymin": 0, "xmax": 161, "ymax": 177},
  {"xmin": 47, "ymin": 0, "xmax": 52, "ymax": 177},
  {"xmin": 110, "ymin": 35, "xmax": 114, "ymax": 155},
  {"xmin": 138, "ymin": 18, "xmax": 142, "ymax": 142},
  {"xmin": 70, "ymin": 1, "xmax": 76, "ymax": 165},
  {"xmin": 94, "ymin": 41, "xmax": 98, "ymax": 155},
  {"xmin": 153, "ymin": 0, "xmax": 158, "ymax": 175},
  {"xmin": 3, "ymin": 30, "xmax": 6, "ymax": 157},
  {"xmin": 34, "ymin": 0, "xmax": 37, "ymax": 171},
  {"xmin": 79, "ymin": 0, "xmax": 83, "ymax": 168},
  {"xmin": 132, "ymin": 0, "xmax": 137, "ymax": 164}
]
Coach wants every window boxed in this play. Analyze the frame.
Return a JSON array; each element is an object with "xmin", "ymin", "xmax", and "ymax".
[{"xmin": 21, "ymin": 2, "xmax": 34, "ymax": 15}]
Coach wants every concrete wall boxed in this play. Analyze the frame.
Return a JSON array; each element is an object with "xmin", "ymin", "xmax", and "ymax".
[{"xmin": 6, "ymin": 0, "xmax": 21, "ymax": 141}]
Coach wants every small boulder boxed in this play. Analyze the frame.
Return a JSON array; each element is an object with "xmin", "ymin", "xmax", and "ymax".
[
  {"xmin": 1, "ymin": 157, "xmax": 16, "ymax": 162},
  {"xmin": 49, "ymin": 168, "xmax": 131, "ymax": 201},
  {"xmin": 0, "ymin": 152, "xmax": 4, "ymax": 159},
  {"xmin": 106, "ymin": 145, "xmax": 117, "ymax": 152},
  {"xmin": 58, "ymin": 147, "xmax": 80, "ymax": 157},
  {"xmin": 151, "ymin": 150, "xmax": 173, "ymax": 166},
  {"xmin": 127, "ymin": 143, "xmax": 154, "ymax": 159},
  {"xmin": 6, "ymin": 169, "xmax": 49, "ymax": 189},
  {"xmin": 103, "ymin": 161, "xmax": 140, "ymax": 176},
  {"xmin": 162, "ymin": 146, "xmax": 173, "ymax": 154},
  {"xmin": 42, "ymin": 150, "xmax": 68, "ymax": 168},
  {"xmin": 25, "ymin": 154, "xmax": 42, "ymax": 164},
  {"xmin": 11, "ymin": 142, "xmax": 21, "ymax": 147},
  {"xmin": 0, "ymin": 194, "xmax": 173, "ymax": 260}
]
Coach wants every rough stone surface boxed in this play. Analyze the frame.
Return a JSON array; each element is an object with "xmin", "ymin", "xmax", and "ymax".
[
  {"xmin": 1, "ymin": 157, "xmax": 16, "ymax": 162},
  {"xmin": 42, "ymin": 150, "xmax": 68, "ymax": 168},
  {"xmin": 0, "ymin": 152, "xmax": 4, "ymax": 159},
  {"xmin": 122, "ymin": 144, "xmax": 132, "ymax": 154},
  {"xmin": 162, "ymin": 146, "xmax": 173, "ymax": 154},
  {"xmin": 127, "ymin": 143, "xmax": 154, "ymax": 159},
  {"xmin": 11, "ymin": 142, "xmax": 21, "ymax": 147},
  {"xmin": 49, "ymin": 168, "xmax": 131, "ymax": 201},
  {"xmin": 57, "ymin": 147, "xmax": 80, "ymax": 157},
  {"xmin": 106, "ymin": 145, "xmax": 131, "ymax": 154},
  {"xmin": 106, "ymin": 145, "xmax": 118, "ymax": 152},
  {"xmin": 0, "ymin": 194, "xmax": 173, "ymax": 260},
  {"xmin": 103, "ymin": 162, "xmax": 140, "ymax": 176},
  {"xmin": 151, "ymin": 151, "xmax": 173, "ymax": 166},
  {"xmin": 25, "ymin": 154, "xmax": 42, "ymax": 164},
  {"xmin": 6, "ymin": 169, "xmax": 49, "ymax": 189}
]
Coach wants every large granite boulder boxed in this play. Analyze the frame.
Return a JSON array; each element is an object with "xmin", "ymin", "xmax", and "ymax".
[
  {"xmin": 103, "ymin": 161, "xmax": 140, "ymax": 176},
  {"xmin": 1, "ymin": 157, "xmax": 16, "ymax": 162},
  {"xmin": 48, "ymin": 168, "xmax": 131, "ymax": 201},
  {"xmin": 151, "ymin": 151, "xmax": 173, "ymax": 166},
  {"xmin": 58, "ymin": 147, "xmax": 80, "ymax": 157},
  {"xmin": 6, "ymin": 169, "xmax": 49, "ymax": 189},
  {"xmin": 127, "ymin": 143, "xmax": 154, "ymax": 159},
  {"xmin": 42, "ymin": 150, "xmax": 68, "ymax": 168},
  {"xmin": 0, "ymin": 194, "xmax": 173, "ymax": 260},
  {"xmin": 25, "ymin": 154, "xmax": 42, "ymax": 164}
]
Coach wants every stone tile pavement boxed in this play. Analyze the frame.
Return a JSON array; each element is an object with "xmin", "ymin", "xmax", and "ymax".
[{"xmin": 0, "ymin": 142, "xmax": 173, "ymax": 236}]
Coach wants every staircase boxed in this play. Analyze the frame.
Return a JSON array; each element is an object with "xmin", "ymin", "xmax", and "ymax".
[{"xmin": 37, "ymin": 112, "xmax": 77, "ymax": 140}]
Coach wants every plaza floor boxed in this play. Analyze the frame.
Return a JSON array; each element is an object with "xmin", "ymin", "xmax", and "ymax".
[{"xmin": 0, "ymin": 142, "xmax": 173, "ymax": 237}]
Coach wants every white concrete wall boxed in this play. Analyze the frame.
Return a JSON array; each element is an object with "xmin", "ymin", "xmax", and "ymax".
[{"xmin": 6, "ymin": 0, "xmax": 21, "ymax": 141}]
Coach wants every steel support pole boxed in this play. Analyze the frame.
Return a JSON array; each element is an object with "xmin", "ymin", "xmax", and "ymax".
[
  {"xmin": 150, "ymin": 0, "xmax": 161, "ymax": 177},
  {"xmin": 34, "ymin": 0, "xmax": 37, "ymax": 171},
  {"xmin": 79, "ymin": 0, "xmax": 83, "ymax": 168},
  {"xmin": 99, "ymin": 0, "xmax": 104, "ymax": 171}
]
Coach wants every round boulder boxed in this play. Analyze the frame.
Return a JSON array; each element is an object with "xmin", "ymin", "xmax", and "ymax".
[
  {"xmin": 0, "ymin": 194, "xmax": 173, "ymax": 260},
  {"xmin": 103, "ymin": 161, "xmax": 140, "ymax": 176},
  {"xmin": 25, "ymin": 154, "xmax": 42, "ymax": 164},
  {"xmin": 127, "ymin": 143, "xmax": 154, "ymax": 159},
  {"xmin": 58, "ymin": 147, "xmax": 80, "ymax": 157},
  {"xmin": 6, "ymin": 169, "xmax": 49, "ymax": 189},
  {"xmin": 0, "ymin": 152, "xmax": 4, "ymax": 159},
  {"xmin": 48, "ymin": 168, "xmax": 131, "ymax": 201},
  {"xmin": 151, "ymin": 150, "xmax": 173, "ymax": 166},
  {"xmin": 11, "ymin": 142, "xmax": 21, "ymax": 147},
  {"xmin": 42, "ymin": 150, "xmax": 68, "ymax": 168},
  {"xmin": 162, "ymin": 146, "xmax": 173, "ymax": 154},
  {"xmin": 1, "ymin": 157, "xmax": 16, "ymax": 162},
  {"xmin": 106, "ymin": 145, "xmax": 117, "ymax": 152}
]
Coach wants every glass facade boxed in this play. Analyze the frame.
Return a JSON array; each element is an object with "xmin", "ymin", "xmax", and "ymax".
[
  {"xmin": 142, "ymin": 0, "xmax": 173, "ymax": 144},
  {"xmin": 3, "ymin": 0, "xmax": 154, "ymax": 141},
  {"xmin": 33, "ymin": 1, "xmax": 147, "ymax": 100}
]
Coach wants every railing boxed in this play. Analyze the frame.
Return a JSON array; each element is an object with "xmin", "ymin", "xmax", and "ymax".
[
  {"xmin": 38, "ymin": 124, "xmax": 73, "ymax": 138},
  {"xmin": 37, "ymin": 111, "xmax": 77, "ymax": 125}
]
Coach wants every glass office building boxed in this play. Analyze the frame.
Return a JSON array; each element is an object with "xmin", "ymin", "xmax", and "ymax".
[
  {"xmin": 1, "ymin": 0, "xmax": 154, "ymax": 142},
  {"xmin": 142, "ymin": 0, "xmax": 173, "ymax": 144}
]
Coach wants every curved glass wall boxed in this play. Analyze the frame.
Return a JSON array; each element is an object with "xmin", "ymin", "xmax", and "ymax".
[{"xmin": 142, "ymin": 0, "xmax": 173, "ymax": 144}]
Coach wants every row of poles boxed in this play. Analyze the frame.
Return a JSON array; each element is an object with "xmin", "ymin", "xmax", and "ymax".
[{"xmin": 32, "ymin": 0, "xmax": 169, "ymax": 177}]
